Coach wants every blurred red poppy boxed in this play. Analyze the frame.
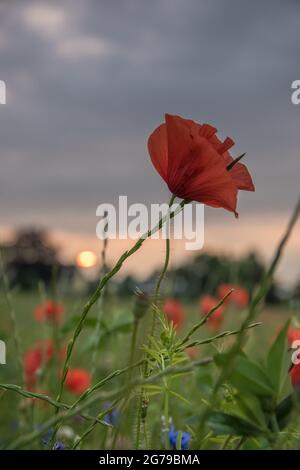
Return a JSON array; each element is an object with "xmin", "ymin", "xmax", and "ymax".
[
  {"xmin": 217, "ymin": 284, "xmax": 249, "ymax": 308},
  {"xmin": 148, "ymin": 114, "xmax": 254, "ymax": 216},
  {"xmin": 163, "ymin": 298, "xmax": 185, "ymax": 330},
  {"xmin": 287, "ymin": 327, "xmax": 300, "ymax": 346},
  {"xmin": 186, "ymin": 346, "xmax": 199, "ymax": 360},
  {"xmin": 24, "ymin": 340, "xmax": 66, "ymax": 388},
  {"xmin": 34, "ymin": 301, "xmax": 64, "ymax": 323},
  {"xmin": 64, "ymin": 368, "xmax": 91, "ymax": 395},
  {"xmin": 200, "ymin": 295, "xmax": 224, "ymax": 331}
]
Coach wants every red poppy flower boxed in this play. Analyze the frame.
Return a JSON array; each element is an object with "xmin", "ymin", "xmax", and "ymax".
[
  {"xmin": 290, "ymin": 363, "xmax": 300, "ymax": 388},
  {"xmin": 34, "ymin": 301, "xmax": 64, "ymax": 323},
  {"xmin": 163, "ymin": 298, "xmax": 185, "ymax": 330},
  {"xmin": 217, "ymin": 284, "xmax": 249, "ymax": 308},
  {"xmin": 148, "ymin": 114, "xmax": 254, "ymax": 216},
  {"xmin": 64, "ymin": 368, "xmax": 91, "ymax": 395},
  {"xmin": 24, "ymin": 340, "xmax": 66, "ymax": 388},
  {"xmin": 200, "ymin": 295, "xmax": 224, "ymax": 330},
  {"xmin": 287, "ymin": 327, "xmax": 300, "ymax": 346}
]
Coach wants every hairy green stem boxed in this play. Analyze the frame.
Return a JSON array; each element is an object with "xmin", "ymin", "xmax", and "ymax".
[
  {"xmin": 176, "ymin": 321, "xmax": 261, "ymax": 352},
  {"xmin": 0, "ymin": 384, "xmax": 108, "ymax": 427},
  {"xmin": 91, "ymin": 215, "xmax": 108, "ymax": 380},
  {"xmin": 177, "ymin": 289, "xmax": 234, "ymax": 349},
  {"xmin": 151, "ymin": 194, "xmax": 176, "ymax": 335},
  {"xmin": 72, "ymin": 400, "xmax": 120, "ymax": 450},
  {"xmin": 136, "ymin": 194, "xmax": 176, "ymax": 449}
]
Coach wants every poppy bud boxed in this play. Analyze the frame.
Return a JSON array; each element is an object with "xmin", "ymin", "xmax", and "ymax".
[{"xmin": 133, "ymin": 289, "xmax": 149, "ymax": 320}]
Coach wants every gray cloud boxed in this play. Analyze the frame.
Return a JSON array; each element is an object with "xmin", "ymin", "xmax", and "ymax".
[{"xmin": 0, "ymin": 0, "xmax": 300, "ymax": 234}]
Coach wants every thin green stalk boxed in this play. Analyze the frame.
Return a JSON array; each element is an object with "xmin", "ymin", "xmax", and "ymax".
[
  {"xmin": 234, "ymin": 436, "xmax": 246, "ymax": 450},
  {"xmin": 91, "ymin": 215, "xmax": 108, "ymax": 379},
  {"xmin": 0, "ymin": 383, "xmax": 108, "ymax": 425},
  {"xmin": 111, "ymin": 305, "xmax": 144, "ymax": 449},
  {"xmin": 163, "ymin": 378, "xmax": 170, "ymax": 450},
  {"xmin": 90, "ymin": 297, "xmax": 105, "ymax": 379},
  {"xmin": 221, "ymin": 434, "xmax": 232, "ymax": 449},
  {"xmin": 151, "ymin": 194, "xmax": 176, "ymax": 336},
  {"xmin": 135, "ymin": 194, "xmax": 176, "ymax": 449},
  {"xmin": 176, "ymin": 321, "xmax": 261, "ymax": 352},
  {"xmin": 177, "ymin": 289, "xmax": 234, "ymax": 349},
  {"xmin": 128, "ymin": 319, "xmax": 139, "ymax": 382},
  {"xmin": 72, "ymin": 400, "xmax": 120, "ymax": 450}
]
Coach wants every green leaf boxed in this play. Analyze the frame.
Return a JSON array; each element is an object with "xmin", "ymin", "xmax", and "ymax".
[
  {"xmin": 208, "ymin": 412, "xmax": 261, "ymax": 437},
  {"xmin": 234, "ymin": 393, "xmax": 267, "ymax": 429},
  {"xmin": 276, "ymin": 394, "xmax": 294, "ymax": 430},
  {"xmin": 267, "ymin": 321, "xmax": 290, "ymax": 398},
  {"xmin": 169, "ymin": 390, "xmax": 191, "ymax": 406},
  {"xmin": 214, "ymin": 350, "xmax": 246, "ymax": 367},
  {"xmin": 176, "ymin": 431, "xmax": 182, "ymax": 450},
  {"xmin": 229, "ymin": 356, "xmax": 274, "ymax": 397}
]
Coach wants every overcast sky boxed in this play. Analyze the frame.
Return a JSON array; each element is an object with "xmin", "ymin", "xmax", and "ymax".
[{"xmin": 0, "ymin": 0, "xmax": 299, "ymax": 282}]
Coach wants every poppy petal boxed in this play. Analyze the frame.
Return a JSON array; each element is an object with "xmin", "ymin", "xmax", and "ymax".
[
  {"xmin": 165, "ymin": 114, "xmax": 195, "ymax": 181},
  {"xmin": 175, "ymin": 137, "xmax": 238, "ymax": 213},
  {"xmin": 148, "ymin": 123, "xmax": 168, "ymax": 182},
  {"xmin": 229, "ymin": 162, "xmax": 255, "ymax": 191}
]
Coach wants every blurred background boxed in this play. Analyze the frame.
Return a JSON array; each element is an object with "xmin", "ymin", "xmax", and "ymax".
[{"xmin": 0, "ymin": 0, "xmax": 300, "ymax": 300}]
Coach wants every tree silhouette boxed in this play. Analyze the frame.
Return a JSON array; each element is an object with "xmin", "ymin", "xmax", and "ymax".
[{"xmin": 1, "ymin": 228, "xmax": 60, "ymax": 290}]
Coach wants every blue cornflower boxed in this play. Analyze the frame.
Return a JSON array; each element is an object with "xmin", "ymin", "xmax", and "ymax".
[
  {"xmin": 168, "ymin": 426, "xmax": 191, "ymax": 450},
  {"xmin": 53, "ymin": 441, "xmax": 65, "ymax": 450},
  {"xmin": 41, "ymin": 428, "xmax": 65, "ymax": 450},
  {"xmin": 42, "ymin": 427, "xmax": 54, "ymax": 446},
  {"xmin": 103, "ymin": 402, "xmax": 120, "ymax": 426}
]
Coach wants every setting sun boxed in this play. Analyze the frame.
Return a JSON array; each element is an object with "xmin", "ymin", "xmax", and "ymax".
[{"xmin": 76, "ymin": 250, "xmax": 98, "ymax": 268}]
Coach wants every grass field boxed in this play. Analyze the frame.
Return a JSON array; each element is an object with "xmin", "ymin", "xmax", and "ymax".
[{"xmin": 0, "ymin": 289, "xmax": 297, "ymax": 450}]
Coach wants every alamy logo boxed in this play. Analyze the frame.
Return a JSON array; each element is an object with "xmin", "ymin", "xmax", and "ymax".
[
  {"xmin": 0, "ymin": 340, "xmax": 6, "ymax": 365},
  {"xmin": 291, "ymin": 80, "xmax": 300, "ymax": 105},
  {"xmin": 291, "ymin": 340, "xmax": 300, "ymax": 365},
  {"xmin": 0, "ymin": 80, "xmax": 6, "ymax": 104},
  {"xmin": 96, "ymin": 196, "xmax": 205, "ymax": 251}
]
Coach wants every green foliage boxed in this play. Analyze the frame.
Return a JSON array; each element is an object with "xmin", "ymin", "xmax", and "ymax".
[
  {"xmin": 266, "ymin": 321, "xmax": 290, "ymax": 399},
  {"xmin": 207, "ymin": 324, "xmax": 295, "ymax": 446},
  {"xmin": 208, "ymin": 412, "xmax": 261, "ymax": 437}
]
